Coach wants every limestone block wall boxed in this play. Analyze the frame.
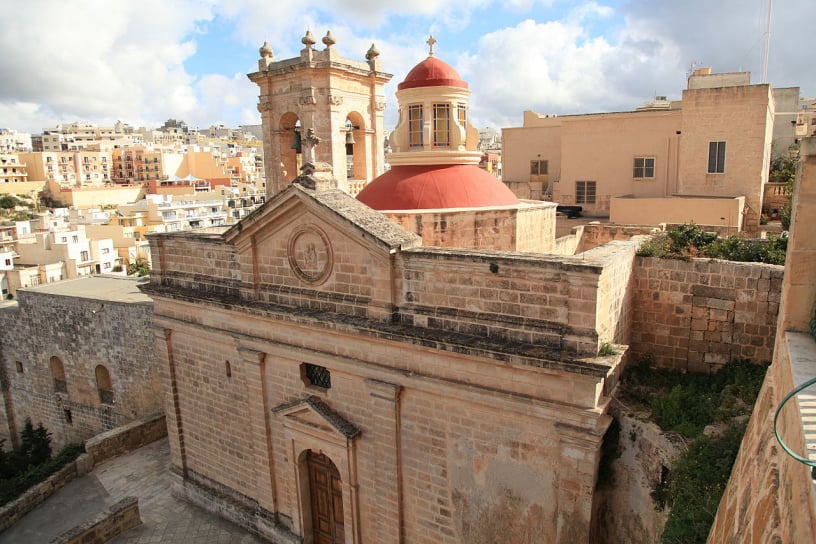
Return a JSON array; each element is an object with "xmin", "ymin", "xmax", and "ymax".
[
  {"xmin": 383, "ymin": 202, "xmax": 556, "ymax": 253},
  {"xmin": 0, "ymin": 288, "xmax": 161, "ymax": 448},
  {"xmin": 707, "ymin": 332, "xmax": 816, "ymax": 543},
  {"xmin": 575, "ymin": 224, "xmax": 657, "ymax": 253},
  {"xmin": 396, "ymin": 248, "xmax": 604, "ymax": 356},
  {"xmin": 585, "ymin": 239, "xmax": 645, "ymax": 348},
  {"xmin": 153, "ymin": 298, "xmax": 614, "ymax": 544},
  {"xmin": 630, "ymin": 257, "xmax": 782, "ymax": 371}
]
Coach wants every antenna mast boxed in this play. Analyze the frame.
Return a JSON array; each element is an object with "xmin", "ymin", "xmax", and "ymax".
[{"xmin": 761, "ymin": 0, "xmax": 772, "ymax": 83}]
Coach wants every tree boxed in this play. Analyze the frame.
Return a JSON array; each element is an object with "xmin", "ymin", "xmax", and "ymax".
[
  {"xmin": 0, "ymin": 195, "xmax": 20, "ymax": 210},
  {"xmin": 128, "ymin": 257, "xmax": 151, "ymax": 277}
]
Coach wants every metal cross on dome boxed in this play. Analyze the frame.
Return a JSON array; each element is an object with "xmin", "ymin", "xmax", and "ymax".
[{"xmin": 427, "ymin": 35, "xmax": 436, "ymax": 56}]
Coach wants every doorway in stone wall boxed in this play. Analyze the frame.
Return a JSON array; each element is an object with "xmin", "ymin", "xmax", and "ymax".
[{"xmin": 307, "ymin": 450, "xmax": 345, "ymax": 544}]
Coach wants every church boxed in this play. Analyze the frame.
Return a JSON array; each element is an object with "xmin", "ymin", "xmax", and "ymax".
[{"xmin": 144, "ymin": 34, "xmax": 635, "ymax": 543}]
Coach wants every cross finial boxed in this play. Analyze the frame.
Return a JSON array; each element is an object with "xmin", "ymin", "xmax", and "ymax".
[{"xmin": 426, "ymin": 35, "xmax": 436, "ymax": 56}]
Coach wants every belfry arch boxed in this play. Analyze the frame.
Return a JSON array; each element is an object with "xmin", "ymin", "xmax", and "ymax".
[{"xmin": 249, "ymin": 31, "xmax": 392, "ymax": 197}]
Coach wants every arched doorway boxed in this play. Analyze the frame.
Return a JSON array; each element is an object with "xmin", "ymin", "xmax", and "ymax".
[{"xmin": 306, "ymin": 450, "xmax": 345, "ymax": 544}]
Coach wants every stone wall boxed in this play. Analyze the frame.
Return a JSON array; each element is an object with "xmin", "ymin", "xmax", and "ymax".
[
  {"xmin": 383, "ymin": 201, "xmax": 556, "ymax": 253},
  {"xmin": 630, "ymin": 257, "xmax": 782, "ymax": 371},
  {"xmin": 0, "ymin": 459, "xmax": 80, "ymax": 532},
  {"xmin": 51, "ymin": 496, "xmax": 141, "ymax": 544},
  {"xmin": 707, "ymin": 332, "xmax": 816, "ymax": 543},
  {"xmin": 0, "ymin": 280, "xmax": 162, "ymax": 449},
  {"xmin": 590, "ymin": 402, "xmax": 683, "ymax": 544}
]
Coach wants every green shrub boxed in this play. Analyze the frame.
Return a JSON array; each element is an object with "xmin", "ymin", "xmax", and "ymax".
[
  {"xmin": 0, "ymin": 443, "xmax": 85, "ymax": 506},
  {"xmin": 635, "ymin": 224, "xmax": 787, "ymax": 265}
]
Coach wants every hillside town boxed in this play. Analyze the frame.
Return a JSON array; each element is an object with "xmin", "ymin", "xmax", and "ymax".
[{"xmin": 0, "ymin": 18, "xmax": 815, "ymax": 544}]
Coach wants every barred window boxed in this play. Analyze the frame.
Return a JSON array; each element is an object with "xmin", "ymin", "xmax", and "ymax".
[{"xmin": 302, "ymin": 363, "xmax": 331, "ymax": 389}]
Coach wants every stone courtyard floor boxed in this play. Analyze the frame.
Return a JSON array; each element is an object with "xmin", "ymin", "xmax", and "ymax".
[{"xmin": 0, "ymin": 437, "xmax": 265, "ymax": 543}]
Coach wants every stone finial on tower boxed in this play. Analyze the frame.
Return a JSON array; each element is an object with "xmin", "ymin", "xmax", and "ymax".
[
  {"xmin": 426, "ymin": 35, "xmax": 436, "ymax": 57},
  {"xmin": 258, "ymin": 41, "xmax": 274, "ymax": 71},
  {"xmin": 366, "ymin": 43, "xmax": 381, "ymax": 70},
  {"xmin": 366, "ymin": 43, "xmax": 380, "ymax": 61},
  {"xmin": 302, "ymin": 30, "xmax": 316, "ymax": 48},
  {"xmin": 322, "ymin": 31, "xmax": 336, "ymax": 48},
  {"xmin": 301, "ymin": 127, "xmax": 321, "ymax": 165}
]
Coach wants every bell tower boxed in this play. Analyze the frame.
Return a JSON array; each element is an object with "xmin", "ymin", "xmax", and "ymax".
[{"xmin": 249, "ymin": 32, "xmax": 393, "ymax": 197}]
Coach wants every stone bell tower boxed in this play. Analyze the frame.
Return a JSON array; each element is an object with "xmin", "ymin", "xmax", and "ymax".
[{"xmin": 248, "ymin": 31, "xmax": 393, "ymax": 197}]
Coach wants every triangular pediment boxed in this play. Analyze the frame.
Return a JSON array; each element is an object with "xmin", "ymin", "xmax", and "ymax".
[
  {"xmin": 224, "ymin": 181, "xmax": 420, "ymax": 254},
  {"xmin": 272, "ymin": 396, "xmax": 361, "ymax": 440}
]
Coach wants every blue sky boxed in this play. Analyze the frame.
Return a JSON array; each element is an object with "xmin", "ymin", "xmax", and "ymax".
[{"xmin": 0, "ymin": 0, "xmax": 812, "ymax": 135}]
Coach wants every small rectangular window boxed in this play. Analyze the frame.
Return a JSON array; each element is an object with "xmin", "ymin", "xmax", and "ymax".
[
  {"xmin": 575, "ymin": 181, "xmax": 596, "ymax": 204},
  {"xmin": 301, "ymin": 363, "xmax": 331, "ymax": 389},
  {"xmin": 708, "ymin": 141, "xmax": 726, "ymax": 174},
  {"xmin": 633, "ymin": 157, "xmax": 655, "ymax": 178},
  {"xmin": 530, "ymin": 160, "xmax": 548, "ymax": 176}
]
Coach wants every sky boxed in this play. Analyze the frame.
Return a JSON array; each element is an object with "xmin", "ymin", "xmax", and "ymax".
[{"xmin": 0, "ymin": 0, "xmax": 812, "ymax": 136}]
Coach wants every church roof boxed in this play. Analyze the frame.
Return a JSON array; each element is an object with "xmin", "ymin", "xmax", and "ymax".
[
  {"xmin": 356, "ymin": 164, "xmax": 520, "ymax": 211},
  {"xmin": 397, "ymin": 56, "xmax": 468, "ymax": 90}
]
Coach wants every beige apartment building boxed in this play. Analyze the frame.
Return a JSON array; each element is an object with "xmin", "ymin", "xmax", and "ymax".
[
  {"xmin": 18, "ymin": 151, "xmax": 112, "ymax": 186},
  {"xmin": 503, "ymin": 69, "xmax": 798, "ymax": 231},
  {"xmin": 0, "ymin": 154, "xmax": 28, "ymax": 183}
]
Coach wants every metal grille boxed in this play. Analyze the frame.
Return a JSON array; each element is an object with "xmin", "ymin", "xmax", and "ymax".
[
  {"xmin": 54, "ymin": 379, "xmax": 67, "ymax": 394},
  {"xmin": 99, "ymin": 389, "xmax": 114, "ymax": 405},
  {"xmin": 304, "ymin": 363, "xmax": 331, "ymax": 389}
]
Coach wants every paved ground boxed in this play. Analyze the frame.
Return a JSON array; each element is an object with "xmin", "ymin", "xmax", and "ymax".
[{"xmin": 0, "ymin": 438, "xmax": 265, "ymax": 544}]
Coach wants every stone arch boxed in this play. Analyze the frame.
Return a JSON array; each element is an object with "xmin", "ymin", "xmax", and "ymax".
[
  {"xmin": 95, "ymin": 364, "xmax": 113, "ymax": 405},
  {"xmin": 279, "ymin": 113, "xmax": 302, "ymax": 186},
  {"xmin": 344, "ymin": 111, "xmax": 368, "ymax": 186},
  {"xmin": 49, "ymin": 356, "xmax": 67, "ymax": 393},
  {"xmin": 298, "ymin": 449, "xmax": 345, "ymax": 544}
]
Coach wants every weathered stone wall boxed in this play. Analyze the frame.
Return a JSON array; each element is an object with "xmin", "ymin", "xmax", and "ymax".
[
  {"xmin": 576, "ymin": 225, "xmax": 658, "ymax": 253},
  {"xmin": 383, "ymin": 201, "xmax": 556, "ymax": 253},
  {"xmin": 630, "ymin": 257, "xmax": 782, "ymax": 371},
  {"xmin": 154, "ymin": 305, "xmax": 616, "ymax": 544},
  {"xmin": 0, "ymin": 458, "xmax": 80, "ymax": 532},
  {"xmin": 51, "ymin": 496, "xmax": 141, "ymax": 544},
  {"xmin": 397, "ymin": 248, "xmax": 604, "ymax": 356},
  {"xmin": 707, "ymin": 332, "xmax": 816, "ymax": 543},
  {"xmin": 0, "ymin": 282, "xmax": 162, "ymax": 449},
  {"xmin": 590, "ymin": 402, "xmax": 683, "ymax": 544}
]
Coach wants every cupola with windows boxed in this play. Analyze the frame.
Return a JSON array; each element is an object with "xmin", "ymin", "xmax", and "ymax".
[{"xmin": 357, "ymin": 37, "xmax": 519, "ymax": 212}]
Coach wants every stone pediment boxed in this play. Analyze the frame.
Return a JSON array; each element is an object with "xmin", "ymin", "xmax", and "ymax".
[
  {"xmin": 224, "ymin": 181, "xmax": 420, "ymax": 255},
  {"xmin": 272, "ymin": 396, "xmax": 361, "ymax": 440}
]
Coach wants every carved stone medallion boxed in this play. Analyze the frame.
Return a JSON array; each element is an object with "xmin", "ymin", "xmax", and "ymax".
[{"xmin": 288, "ymin": 225, "xmax": 333, "ymax": 285}]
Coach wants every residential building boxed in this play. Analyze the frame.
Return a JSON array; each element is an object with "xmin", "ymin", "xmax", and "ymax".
[
  {"xmin": 14, "ymin": 224, "xmax": 117, "ymax": 279},
  {"xmin": 502, "ymin": 68, "xmax": 798, "ymax": 231},
  {"xmin": 0, "ymin": 129, "xmax": 32, "ymax": 153},
  {"xmin": 0, "ymin": 154, "xmax": 28, "ymax": 183},
  {"xmin": 117, "ymin": 194, "xmax": 229, "ymax": 232}
]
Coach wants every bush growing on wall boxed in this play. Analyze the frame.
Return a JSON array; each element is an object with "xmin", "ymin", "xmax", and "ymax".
[{"xmin": 636, "ymin": 224, "xmax": 787, "ymax": 265}]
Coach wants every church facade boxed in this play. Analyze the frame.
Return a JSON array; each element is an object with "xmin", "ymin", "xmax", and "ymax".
[{"xmin": 144, "ymin": 36, "xmax": 639, "ymax": 543}]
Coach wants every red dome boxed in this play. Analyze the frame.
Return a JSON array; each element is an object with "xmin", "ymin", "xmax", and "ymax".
[
  {"xmin": 356, "ymin": 164, "xmax": 519, "ymax": 211},
  {"xmin": 398, "ymin": 57, "xmax": 468, "ymax": 90}
]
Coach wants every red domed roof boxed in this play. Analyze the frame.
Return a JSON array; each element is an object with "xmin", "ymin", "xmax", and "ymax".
[
  {"xmin": 398, "ymin": 56, "xmax": 468, "ymax": 90},
  {"xmin": 356, "ymin": 164, "xmax": 519, "ymax": 211}
]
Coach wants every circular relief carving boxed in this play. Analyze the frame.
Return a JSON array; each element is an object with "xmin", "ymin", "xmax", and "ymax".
[{"xmin": 288, "ymin": 225, "xmax": 333, "ymax": 285}]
